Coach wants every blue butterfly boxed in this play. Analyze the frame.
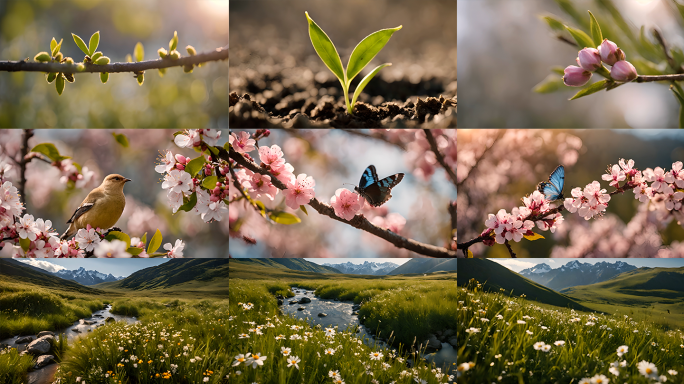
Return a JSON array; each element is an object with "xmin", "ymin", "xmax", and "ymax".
[
  {"xmin": 537, "ymin": 165, "xmax": 565, "ymax": 201},
  {"xmin": 354, "ymin": 165, "xmax": 404, "ymax": 207}
]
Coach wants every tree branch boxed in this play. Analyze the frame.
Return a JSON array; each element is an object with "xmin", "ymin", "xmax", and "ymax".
[
  {"xmin": 457, "ymin": 130, "xmax": 503, "ymax": 188},
  {"xmin": 0, "ymin": 46, "xmax": 228, "ymax": 74},
  {"xmin": 229, "ymin": 148, "xmax": 457, "ymax": 258},
  {"xmin": 423, "ymin": 129, "xmax": 457, "ymax": 189},
  {"xmin": 18, "ymin": 129, "xmax": 33, "ymax": 210}
]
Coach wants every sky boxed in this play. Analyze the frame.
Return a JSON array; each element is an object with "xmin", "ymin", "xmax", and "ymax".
[
  {"xmin": 18, "ymin": 259, "xmax": 170, "ymax": 277},
  {"xmin": 491, "ymin": 258, "xmax": 684, "ymax": 273},
  {"xmin": 305, "ymin": 258, "xmax": 412, "ymax": 266}
]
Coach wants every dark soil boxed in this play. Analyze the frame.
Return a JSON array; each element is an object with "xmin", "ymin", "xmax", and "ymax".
[{"xmin": 229, "ymin": 91, "xmax": 456, "ymax": 128}]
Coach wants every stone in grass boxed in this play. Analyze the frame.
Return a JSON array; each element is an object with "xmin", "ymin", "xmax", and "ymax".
[
  {"xmin": 34, "ymin": 355, "xmax": 55, "ymax": 369},
  {"xmin": 15, "ymin": 336, "xmax": 33, "ymax": 344},
  {"xmin": 105, "ymin": 317, "xmax": 115, "ymax": 323},
  {"xmin": 36, "ymin": 331, "xmax": 54, "ymax": 338},
  {"xmin": 423, "ymin": 334, "xmax": 442, "ymax": 352},
  {"xmin": 25, "ymin": 337, "xmax": 52, "ymax": 355}
]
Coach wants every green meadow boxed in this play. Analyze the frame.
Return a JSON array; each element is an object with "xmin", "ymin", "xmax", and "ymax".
[{"xmin": 228, "ymin": 261, "xmax": 457, "ymax": 383}]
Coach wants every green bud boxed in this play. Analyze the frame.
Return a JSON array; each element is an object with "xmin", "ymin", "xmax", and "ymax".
[
  {"xmin": 56, "ymin": 74, "xmax": 65, "ymax": 95},
  {"xmin": 100, "ymin": 72, "xmax": 109, "ymax": 84},
  {"xmin": 169, "ymin": 50, "xmax": 180, "ymax": 60},
  {"xmin": 137, "ymin": 73, "xmax": 144, "ymax": 86},
  {"xmin": 47, "ymin": 72, "xmax": 57, "ymax": 84},
  {"xmin": 65, "ymin": 57, "xmax": 74, "ymax": 65},
  {"xmin": 158, "ymin": 68, "xmax": 166, "ymax": 77},
  {"xmin": 91, "ymin": 51, "xmax": 103, "ymax": 62},
  {"xmin": 94, "ymin": 56, "xmax": 110, "ymax": 65},
  {"xmin": 64, "ymin": 72, "xmax": 75, "ymax": 83},
  {"xmin": 76, "ymin": 63, "xmax": 85, "ymax": 72},
  {"xmin": 54, "ymin": 52, "xmax": 63, "ymax": 62},
  {"xmin": 158, "ymin": 48, "xmax": 168, "ymax": 59},
  {"xmin": 186, "ymin": 45, "xmax": 196, "ymax": 56},
  {"xmin": 183, "ymin": 64, "xmax": 194, "ymax": 73},
  {"xmin": 34, "ymin": 52, "xmax": 51, "ymax": 62},
  {"xmin": 169, "ymin": 31, "xmax": 178, "ymax": 51},
  {"xmin": 125, "ymin": 54, "xmax": 132, "ymax": 63}
]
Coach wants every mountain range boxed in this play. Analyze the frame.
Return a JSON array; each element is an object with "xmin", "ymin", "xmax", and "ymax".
[
  {"xmin": 387, "ymin": 258, "xmax": 457, "ymax": 275},
  {"xmin": 322, "ymin": 261, "xmax": 399, "ymax": 275},
  {"xmin": 519, "ymin": 260, "xmax": 637, "ymax": 290},
  {"xmin": 53, "ymin": 267, "xmax": 124, "ymax": 286}
]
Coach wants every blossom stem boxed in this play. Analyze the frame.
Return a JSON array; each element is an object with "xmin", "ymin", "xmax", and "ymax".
[
  {"xmin": 424, "ymin": 129, "xmax": 457, "ymax": 189},
  {"xmin": 504, "ymin": 240, "xmax": 516, "ymax": 258},
  {"xmin": 635, "ymin": 74, "xmax": 684, "ymax": 83}
]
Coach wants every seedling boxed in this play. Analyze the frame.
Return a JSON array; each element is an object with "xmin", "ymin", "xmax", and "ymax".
[{"xmin": 305, "ymin": 12, "xmax": 401, "ymax": 114}]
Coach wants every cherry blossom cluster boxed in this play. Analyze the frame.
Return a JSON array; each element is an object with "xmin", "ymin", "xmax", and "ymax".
[
  {"xmin": 328, "ymin": 187, "xmax": 407, "ymax": 234},
  {"xmin": 482, "ymin": 190, "xmax": 564, "ymax": 245},
  {"xmin": 229, "ymin": 130, "xmax": 316, "ymax": 211},
  {"xmin": 51, "ymin": 158, "xmax": 96, "ymax": 189},
  {"xmin": 564, "ymin": 39, "xmax": 638, "ymax": 87},
  {"xmin": 157, "ymin": 129, "xmax": 228, "ymax": 223}
]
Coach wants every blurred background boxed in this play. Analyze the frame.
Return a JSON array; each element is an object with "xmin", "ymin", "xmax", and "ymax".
[
  {"xmin": 0, "ymin": 0, "xmax": 228, "ymax": 128},
  {"xmin": 457, "ymin": 129, "xmax": 684, "ymax": 257},
  {"xmin": 229, "ymin": 129, "xmax": 456, "ymax": 258},
  {"xmin": 459, "ymin": 0, "xmax": 684, "ymax": 128},
  {"xmin": 230, "ymin": 0, "xmax": 457, "ymax": 110},
  {"xmin": 0, "ymin": 129, "xmax": 229, "ymax": 258}
]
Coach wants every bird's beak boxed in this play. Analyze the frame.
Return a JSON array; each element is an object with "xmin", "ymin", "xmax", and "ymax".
[{"xmin": 124, "ymin": 178, "xmax": 132, "ymax": 183}]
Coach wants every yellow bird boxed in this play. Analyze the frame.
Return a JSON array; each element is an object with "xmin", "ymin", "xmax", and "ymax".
[{"xmin": 60, "ymin": 174, "xmax": 131, "ymax": 240}]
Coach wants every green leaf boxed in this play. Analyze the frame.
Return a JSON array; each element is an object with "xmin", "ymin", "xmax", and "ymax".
[
  {"xmin": 91, "ymin": 52, "xmax": 103, "ymax": 62},
  {"xmin": 305, "ymin": 11, "xmax": 345, "ymax": 82},
  {"xmin": 346, "ymin": 25, "xmax": 401, "ymax": 83},
  {"xmin": 350, "ymin": 63, "xmax": 392, "ymax": 113},
  {"xmin": 88, "ymin": 31, "xmax": 100, "ymax": 56},
  {"xmin": 56, "ymin": 74, "xmax": 65, "ymax": 95},
  {"xmin": 254, "ymin": 200, "xmax": 266, "ymax": 215},
  {"xmin": 112, "ymin": 132, "xmax": 129, "ymax": 147},
  {"xmin": 569, "ymin": 79, "xmax": 609, "ymax": 100},
  {"xmin": 19, "ymin": 237, "xmax": 30, "ymax": 253},
  {"xmin": 532, "ymin": 74, "xmax": 565, "ymax": 94},
  {"xmin": 100, "ymin": 72, "xmax": 109, "ymax": 84},
  {"xmin": 565, "ymin": 25, "xmax": 594, "ymax": 49},
  {"xmin": 147, "ymin": 229, "xmax": 163, "ymax": 254},
  {"xmin": 137, "ymin": 73, "xmax": 144, "ymax": 86},
  {"xmin": 31, "ymin": 143, "xmax": 61, "ymax": 161},
  {"xmin": 104, "ymin": 231, "xmax": 131, "ymax": 248},
  {"xmin": 524, "ymin": 232, "xmax": 545, "ymax": 241},
  {"xmin": 141, "ymin": 232, "xmax": 148, "ymax": 247},
  {"xmin": 51, "ymin": 40, "xmax": 63, "ymax": 57},
  {"xmin": 186, "ymin": 155, "xmax": 206, "ymax": 177},
  {"xmin": 588, "ymin": 11, "xmax": 603, "ymax": 47},
  {"xmin": 202, "ymin": 175, "xmax": 218, "ymax": 190},
  {"xmin": 169, "ymin": 31, "xmax": 178, "ymax": 52},
  {"xmin": 540, "ymin": 15, "xmax": 567, "ymax": 33},
  {"xmin": 50, "ymin": 38, "xmax": 58, "ymax": 52},
  {"xmin": 177, "ymin": 192, "xmax": 197, "ymax": 212},
  {"xmin": 300, "ymin": 205, "xmax": 308, "ymax": 216},
  {"xmin": 47, "ymin": 72, "xmax": 57, "ymax": 84},
  {"xmin": 72, "ymin": 33, "xmax": 90, "ymax": 56},
  {"xmin": 134, "ymin": 42, "xmax": 144, "ymax": 62},
  {"xmin": 34, "ymin": 52, "xmax": 51, "ymax": 62},
  {"xmin": 208, "ymin": 145, "xmax": 219, "ymax": 156},
  {"xmin": 126, "ymin": 247, "xmax": 144, "ymax": 256},
  {"xmin": 269, "ymin": 211, "xmax": 302, "ymax": 225}
]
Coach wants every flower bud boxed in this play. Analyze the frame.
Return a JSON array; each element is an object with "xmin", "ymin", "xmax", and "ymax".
[
  {"xmin": 175, "ymin": 163, "xmax": 185, "ymax": 171},
  {"xmin": 610, "ymin": 60, "xmax": 638, "ymax": 82},
  {"xmin": 158, "ymin": 48, "xmax": 168, "ymax": 59},
  {"xmin": 175, "ymin": 154, "xmax": 187, "ymax": 163},
  {"xmin": 562, "ymin": 65, "xmax": 592, "ymax": 87},
  {"xmin": 94, "ymin": 56, "xmax": 110, "ymax": 65},
  {"xmin": 169, "ymin": 50, "xmax": 180, "ymax": 60},
  {"xmin": 76, "ymin": 63, "xmax": 85, "ymax": 72},
  {"xmin": 137, "ymin": 73, "xmax": 144, "ymax": 86},
  {"xmin": 158, "ymin": 68, "xmax": 167, "ymax": 77},
  {"xmin": 183, "ymin": 64, "xmax": 194, "ymax": 73},
  {"xmin": 186, "ymin": 45, "xmax": 196, "ymax": 56},
  {"xmin": 598, "ymin": 39, "xmax": 625, "ymax": 66},
  {"xmin": 65, "ymin": 57, "xmax": 74, "ymax": 65},
  {"xmin": 91, "ymin": 52, "xmax": 103, "ymax": 62},
  {"xmin": 34, "ymin": 52, "xmax": 51, "ymax": 62},
  {"xmin": 54, "ymin": 52, "xmax": 63, "ymax": 62}
]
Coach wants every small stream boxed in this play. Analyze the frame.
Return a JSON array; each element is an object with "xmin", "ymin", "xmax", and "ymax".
[{"xmin": 280, "ymin": 288, "xmax": 456, "ymax": 368}]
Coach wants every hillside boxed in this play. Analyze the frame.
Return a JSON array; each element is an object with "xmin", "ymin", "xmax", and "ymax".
[
  {"xmin": 96, "ymin": 259, "xmax": 228, "ymax": 294},
  {"xmin": 387, "ymin": 258, "xmax": 457, "ymax": 275},
  {"xmin": 520, "ymin": 260, "xmax": 636, "ymax": 290},
  {"xmin": 231, "ymin": 258, "xmax": 341, "ymax": 274},
  {"xmin": 0, "ymin": 258, "xmax": 104, "ymax": 295},
  {"xmin": 457, "ymin": 259, "xmax": 593, "ymax": 312}
]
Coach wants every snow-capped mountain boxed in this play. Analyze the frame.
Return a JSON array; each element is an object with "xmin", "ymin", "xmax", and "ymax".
[
  {"xmin": 53, "ymin": 267, "xmax": 124, "ymax": 286},
  {"xmin": 322, "ymin": 261, "xmax": 399, "ymax": 276},
  {"xmin": 519, "ymin": 261, "xmax": 636, "ymax": 291}
]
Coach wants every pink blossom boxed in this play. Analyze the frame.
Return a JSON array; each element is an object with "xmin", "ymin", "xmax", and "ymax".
[
  {"xmin": 229, "ymin": 131, "xmax": 256, "ymax": 153},
  {"xmin": 247, "ymin": 172, "xmax": 278, "ymax": 201},
  {"xmin": 563, "ymin": 65, "xmax": 592, "ymax": 87},
  {"xmin": 633, "ymin": 184, "xmax": 654, "ymax": 203},
  {"xmin": 174, "ymin": 130, "xmax": 201, "ymax": 148},
  {"xmin": 610, "ymin": 60, "xmax": 638, "ymax": 82},
  {"xmin": 563, "ymin": 187, "xmax": 584, "ymax": 213},
  {"xmin": 331, "ymin": 188, "xmax": 363, "ymax": 221},
  {"xmin": 664, "ymin": 188, "xmax": 684, "ymax": 211},
  {"xmin": 155, "ymin": 151, "xmax": 175, "ymax": 174},
  {"xmin": 598, "ymin": 39, "xmax": 625, "ymax": 66},
  {"xmin": 583, "ymin": 181, "xmax": 611, "ymax": 206},
  {"xmin": 164, "ymin": 239, "xmax": 185, "ymax": 258},
  {"xmin": 201, "ymin": 129, "xmax": 221, "ymax": 146},
  {"xmin": 17, "ymin": 214, "xmax": 40, "ymax": 241},
  {"xmin": 269, "ymin": 162, "xmax": 295, "ymax": 185},
  {"xmin": 601, "ymin": 164, "xmax": 625, "ymax": 188},
  {"xmin": 75, "ymin": 227, "xmax": 101, "ymax": 252},
  {"xmin": 536, "ymin": 212, "xmax": 564, "ymax": 233},
  {"xmin": 671, "ymin": 161, "xmax": 684, "ymax": 188},
  {"xmin": 258, "ymin": 145, "xmax": 286, "ymax": 170},
  {"xmin": 644, "ymin": 167, "xmax": 674, "ymax": 192},
  {"xmin": 284, "ymin": 174, "xmax": 315, "ymax": 210},
  {"xmin": 576, "ymin": 48, "xmax": 602, "ymax": 71},
  {"xmin": 162, "ymin": 169, "xmax": 193, "ymax": 194},
  {"xmin": 619, "ymin": 158, "xmax": 638, "ymax": 178},
  {"xmin": 522, "ymin": 190, "xmax": 549, "ymax": 212},
  {"xmin": 94, "ymin": 239, "xmax": 131, "ymax": 258}
]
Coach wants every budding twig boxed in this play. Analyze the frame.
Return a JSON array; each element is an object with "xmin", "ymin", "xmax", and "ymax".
[
  {"xmin": 424, "ymin": 129, "xmax": 457, "ymax": 190},
  {"xmin": 0, "ymin": 46, "xmax": 228, "ymax": 74}
]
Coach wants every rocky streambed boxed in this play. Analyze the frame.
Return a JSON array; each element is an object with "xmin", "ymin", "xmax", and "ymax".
[
  {"xmin": 277, "ymin": 287, "xmax": 456, "ymax": 367},
  {"xmin": 0, "ymin": 304, "xmax": 138, "ymax": 384}
]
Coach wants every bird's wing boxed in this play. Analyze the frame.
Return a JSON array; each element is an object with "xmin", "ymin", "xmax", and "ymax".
[{"xmin": 66, "ymin": 190, "xmax": 103, "ymax": 224}]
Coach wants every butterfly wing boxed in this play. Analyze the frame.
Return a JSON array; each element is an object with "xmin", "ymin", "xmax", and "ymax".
[
  {"xmin": 359, "ymin": 165, "xmax": 379, "ymax": 189},
  {"xmin": 360, "ymin": 173, "xmax": 404, "ymax": 207},
  {"xmin": 537, "ymin": 165, "xmax": 565, "ymax": 200}
]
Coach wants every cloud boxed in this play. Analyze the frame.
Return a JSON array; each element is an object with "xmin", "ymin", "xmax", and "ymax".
[
  {"xmin": 17, "ymin": 259, "xmax": 66, "ymax": 273},
  {"xmin": 490, "ymin": 259, "xmax": 537, "ymax": 271}
]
